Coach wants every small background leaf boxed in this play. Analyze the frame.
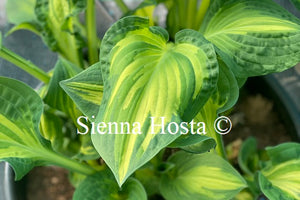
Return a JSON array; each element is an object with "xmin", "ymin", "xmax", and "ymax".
[
  {"xmin": 238, "ymin": 137, "xmax": 259, "ymax": 175},
  {"xmin": 44, "ymin": 58, "xmax": 82, "ymax": 122},
  {"xmin": 165, "ymin": 0, "xmax": 210, "ymax": 39},
  {"xmin": 258, "ymin": 159, "xmax": 300, "ymax": 200},
  {"xmin": 266, "ymin": 142, "xmax": 300, "ymax": 165},
  {"xmin": 160, "ymin": 151, "xmax": 247, "ymax": 200},
  {"xmin": 35, "ymin": 0, "xmax": 85, "ymax": 66},
  {"xmin": 60, "ymin": 62, "xmax": 103, "ymax": 120},
  {"xmin": 6, "ymin": 0, "xmax": 37, "ymax": 25},
  {"xmin": 73, "ymin": 169, "xmax": 147, "ymax": 200}
]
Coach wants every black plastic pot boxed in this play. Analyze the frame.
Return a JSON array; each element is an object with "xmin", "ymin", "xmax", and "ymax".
[
  {"xmin": 245, "ymin": 67, "xmax": 300, "ymax": 142},
  {"xmin": 0, "ymin": 162, "xmax": 26, "ymax": 200}
]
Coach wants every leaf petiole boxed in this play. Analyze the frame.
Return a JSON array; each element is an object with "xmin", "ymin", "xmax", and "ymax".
[
  {"xmin": 86, "ymin": 0, "xmax": 99, "ymax": 65},
  {"xmin": 115, "ymin": 0, "xmax": 130, "ymax": 13},
  {"xmin": 43, "ymin": 149, "xmax": 96, "ymax": 176},
  {"xmin": 0, "ymin": 46, "xmax": 50, "ymax": 84}
]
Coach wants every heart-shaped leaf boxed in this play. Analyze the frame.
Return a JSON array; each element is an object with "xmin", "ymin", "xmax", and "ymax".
[
  {"xmin": 201, "ymin": 0, "xmax": 300, "ymax": 77},
  {"xmin": 90, "ymin": 16, "xmax": 218, "ymax": 186},
  {"xmin": 160, "ymin": 151, "xmax": 247, "ymax": 200}
]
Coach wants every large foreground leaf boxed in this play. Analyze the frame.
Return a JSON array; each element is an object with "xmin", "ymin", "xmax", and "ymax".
[
  {"xmin": 0, "ymin": 77, "xmax": 51, "ymax": 179},
  {"xmin": 201, "ymin": 0, "xmax": 300, "ymax": 77},
  {"xmin": 91, "ymin": 16, "xmax": 218, "ymax": 186},
  {"xmin": 160, "ymin": 151, "xmax": 247, "ymax": 200}
]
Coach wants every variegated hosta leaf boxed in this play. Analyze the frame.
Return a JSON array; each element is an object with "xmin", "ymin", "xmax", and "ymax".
[
  {"xmin": 35, "ymin": 0, "xmax": 86, "ymax": 66},
  {"xmin": 259, "ymin": 159, "xmax": 300, "ymax": 200},
  {"xmin": 160, "ymin": 151, "xmax": 247, "ymax": 200},
  {"xmin": 201, "ymin": 0, "xmax": 300, "ymax": 77},
  {"xmin": 93, "ymin": 16, "xmax": 218, "ymax": 186},
  {"xmin": 60, "ymin": 63, "xmax": 103, "ymax": 120},
  {"xmin": 0, "ymin": 77, "xmax": 52, "ymax": 179}
]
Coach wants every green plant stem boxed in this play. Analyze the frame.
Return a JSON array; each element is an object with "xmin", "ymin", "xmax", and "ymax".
[
  {"xmin": 0, "ymin": 47, "xmax": 50, "ymax": 84},
  {"xmin": 44, "ymin": 149, "xmax": 96, "ymax": 175},
  {"xmin": 196, "ymin": 101, "xmax": 227, "ymax": 159},
  {"xmin": 186, "ymin": 0, "xmax": 198, "ymax": 29},
  {"xmin": 115, "ymin": 0, "xmax": 129, "ymax": 13},
  {"xmin": 86, "ymin": 0, "xmax": 99, "ymax": 65},
  {"xmin": 204, "ymin": 120, "xmax": 226, "ymax": 159},
  {"xmin": 213, "ymin": 132, "xmax": 226, "ymax": 159},
  {"xmin": 196, "ymin": 0, "xmax": 210, "ymax": 28}
]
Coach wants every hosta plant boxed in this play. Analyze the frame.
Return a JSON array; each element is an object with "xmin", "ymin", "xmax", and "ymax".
[{"xmin": 0, "ymin": 0, "xmax": 300, "ymax": 199}]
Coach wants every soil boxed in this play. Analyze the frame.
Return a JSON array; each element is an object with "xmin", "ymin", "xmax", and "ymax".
[
  {"xmin": 26, "ymin": 166, "xmax": 74, "ymax": 200},
  {"xmin": 224, "ymin": 93, "xmax": 291, "ymax": 148},
  {"xmin": 25, "ymin": 79, "xmax": 293, "ymax": 200}
]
